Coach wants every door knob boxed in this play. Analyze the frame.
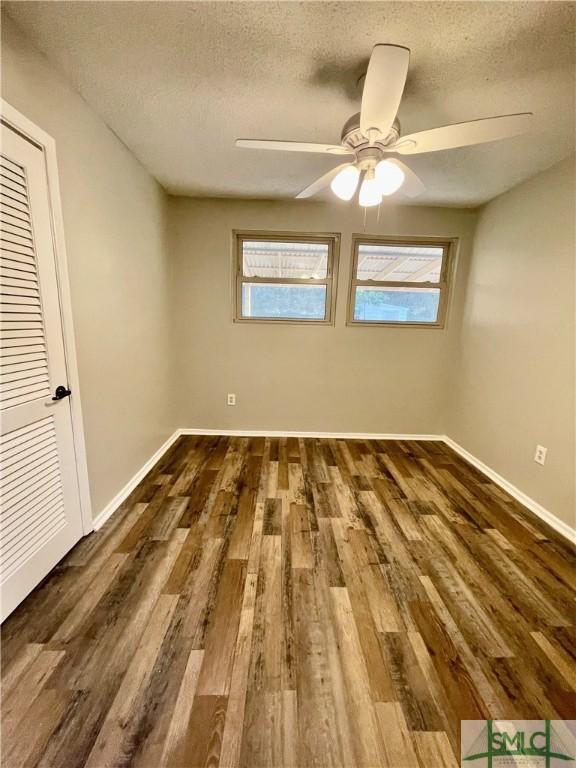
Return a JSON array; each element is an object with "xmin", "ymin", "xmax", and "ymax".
[{"xmin": 52, "ymin": 385, "xmax": 72, "ymax": 401}]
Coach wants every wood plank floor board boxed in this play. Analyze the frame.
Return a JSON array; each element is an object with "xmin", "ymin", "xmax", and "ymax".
[{"xmin": 2, "ymin": 435, "xmax": 574, "ymax": 768}]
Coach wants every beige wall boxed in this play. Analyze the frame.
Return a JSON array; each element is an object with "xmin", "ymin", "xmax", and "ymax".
[
  {"xmin": 448, "ymin": 157, "xmax": 575, "ymax": 526},
  {"xmin": 1, "ymin": 15, "xmax": 175, "ymax": 517},
  {"xmin": 168, "ymin": 197, "xmax": 476, "ymax": 434}
]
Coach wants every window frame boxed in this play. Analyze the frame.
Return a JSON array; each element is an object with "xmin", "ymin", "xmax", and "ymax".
[
  {"xmin": 233, "ymin": 230, "xmax": 340, "ymax": 325},
  {"xmin": 347, "ymin": 234, "xmax": 456, "ymax": 329}
]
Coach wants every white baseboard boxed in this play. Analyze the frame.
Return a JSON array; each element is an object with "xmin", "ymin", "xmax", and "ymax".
[
  {"xmin": 443, "ymin": 436, "xmax": 575, "ymax": 544},
  {"xmin": 92, "ymin": 430, "xmax": 181, "ymax": 530},
  {"xmin": 90, "ymin": 427, "xmax": 575, "ymax": 545},
  {"xmin": 179, "ymin": 428, "xmax": 443, "ymax": 440}
]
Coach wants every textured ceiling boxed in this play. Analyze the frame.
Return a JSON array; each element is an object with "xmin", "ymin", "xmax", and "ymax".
[{"xmin": 5, "ymin": 1, "xmax": 576, "ymax": 206}]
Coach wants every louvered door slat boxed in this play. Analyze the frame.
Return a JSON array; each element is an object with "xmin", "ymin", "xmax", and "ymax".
[
  {"xmin": 0, "ymin": 209, "xmax": 32, "ymax": 236},
  {"xmin": 1, "ymin": 295, "xmax": 42, "ymax": 309},
  {"xmin": 2, "ymin": 455, "xmax": 60, "ymax": 496},
  {"xmin": 0, "ymin": 214, "xmax": 33, "ymax": 235},
  {"xmin": 1, "ymin": 337, "xmax": 44, "ymax": 349},
  {"xmin": 0, "ymin": 180, "xmax": 27, "ymax": 200},
  {"xmin": 2, "ymin": 362, "xmax": 48, "ymax": 379},
  {"xmin": 0, "ymin": 175, "xmax": 27, "ymax": 195},
  {"xmin": 0, "ymin": 255, "xmax": 36, "ymax": 272},
  {"xmin": 0, "ymin": 339, "xmax": 46, "ymax": 360},
  {"xmin": 2, "ymin": 357, "xmax": 47, "ymax": 375},
  {"xmin": 2, "ymin": 349, "xmax": 47, "ymax": 364},
  {"xmin": 1, "ymin": 321, "xmax": 45, "ymax": 330},
  {"xmin": 2, "ymin": 386, "xmax": 52, "ymax": 408},
  {"xmin": 0, "ymin": 195, "xmax": 30, "ymax": 216},
  {"xmin": 0, "ymin": 169, "xmax": 27, "ymax": 185},
  {"xmin": 1, "ymin": 295, "xmax": 41, "ymax": 307},
  {"xmin": 0, "ymin": 174, "xmax": 27, "ymax": 203},
  {"xmin": 0, "ymin": 155, "xmax": 26, "ymax": 177},
  {"xmin": 1, "ymin": 219, "xmax": 33, "ymax": 237},
  {"xmin": 0, "ymin": 312, "xmax": 42, "ymax": 330},
  {"xmin": 2, "ymin": 448, "xmax": 58, "ymax": 482},
  {"xmin": 0, "ymin": 165, "xmax": 26, "ymax": 185},
  {"xmin": 2, "ymin": 347, "xmax": 47, "ymax": 362},
  {"xmin": 1, "ymin": 351, "xmax": 46, "ymax": 365},
  {"xmin": 3, "ymin": 481, "xmax": 62, "ymax": 526},
  {"xmin": 3, "ymin": 472, "xmax": 62, "ymax": 519},
  {"xmin": 2, "ymin": 349, "xmax": 47, "ymax": 362},
  {"xmin": 1, "ymin": 348, "xmax": 46, "ymax": 364},
  {"xmin": 2, "ymin": 496, "xmax": 65, "ymax": 556},
  {"xmin": 1, "ymin": 230, "xmax": 34, "ymax": 248},
  {"xmin": 2, "ymin": 503, "xmax": 64, "ymax": 563},
  {"xmin": 1, "ymin": 371, "xmax": 49, "ymax": 391},
  {"xmin": 1, "ymin": 272, "xmax": 38, "ymax": 288},
  {"xmin": 0, "ymin": 272, "xmax": 36, "ymax": 283},
  {"xmin": 2, "ymin": 509, "xmax": 66, "ymax": 581},
  {"xmin": 1, "ymin": 249, "xmax": 35, "ymax": 264},
  {"xmin": 0, "ymin": 415, "xmax": 67, "ymax": 581},
  {"xmin": 1, "ymin": 321, "xmax": 44, "ymax": 333},
  {"xmin": 1, "ymin": 370, "xmax": 50, "ymax": 388},
  {"xmin": 2, "ymin": 445, "xmax": 61, "ymax": 492},
  {"xmin": 3, "ymin": 466, "xmax": 61, "ymax": 507},
  {"xmin": 0, "ymin": 182, "xmax": 29, "ymax": 205},
  {"xmin": 1, "ymin": 199, "xmax": 29, "ymax": 217},
  {"xmin": 2, "ymin": 327, "xmax": 45, "ymax": 339},
  {"xmin": 1, "ymin": 416, "xmax": 54, "ymax": 450},
  {"xmin": 2, "ymin": 427, "xmax": 57, "ymax": 464},
  {"xmin": 1, "ymin": 440, "xmax": 57, "ymax": 475},
  {"xmin": 1, "ymin": 220, "xmax": 32, "ymax": 238},
  {"xmin": 2, "ymin": 448, "xmax": 58, "ymax": 481},
  {"xmin": 1, "ymin": 285, "xmax": 40, "ymax": 299},
  {"xmin": 1, "ymin": 338, "xmax": 45, "ymax": 352},
  {"xmin": 2, "ymin": 245, "xmax": 36, "ymax": 261},
  {"xmin": 1, "ymin": 308, "xmax": 42, "ymax": 319},
  {"xmin": 1, "ymin": 373, "xmax": 49, "ymax": 394},
  {"xmin": 2, "ymin": 487, "xmax": 62, "ymax": 536}
]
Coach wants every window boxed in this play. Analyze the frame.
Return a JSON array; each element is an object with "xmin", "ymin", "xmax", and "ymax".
[
  {"xmin": 348, "ymin": 236, "xmax": 454, "ymax": 327},
  {"xmin": 234, "ymin": 231, "xmax": 339, "ymax": 323}
]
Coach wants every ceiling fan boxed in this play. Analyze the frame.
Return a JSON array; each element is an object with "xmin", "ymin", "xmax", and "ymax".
[{"xmin": 236, "ymin": 44, "xmax": 532, "ymax": 206}]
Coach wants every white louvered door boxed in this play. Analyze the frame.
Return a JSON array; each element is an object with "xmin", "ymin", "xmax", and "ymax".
[{"xmin": 1, "ymin": 122, "xmax": 83, "ymax": 621}]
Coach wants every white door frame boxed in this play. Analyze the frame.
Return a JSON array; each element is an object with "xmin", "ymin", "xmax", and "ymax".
[{"xmin": 1, "ymin": 99, "xmax": 93, "ymax": 535}]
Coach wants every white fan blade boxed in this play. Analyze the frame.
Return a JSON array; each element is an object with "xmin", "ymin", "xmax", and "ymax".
[
  {"xmin": 394, "ymin": 113, "xmax": 533, "ymax": 155},
  {"xmin": 360, "ymin": 44, "xmax": 410, "ymax": 141},
  {"xmin": 386, "ymin": 158, "xmax": 425, "ymax": 197},
  {"xmin": 296, "ymin": 163, "xmax": 352, "ymax": 199},
  {"xmin": 236, "ymin": 139, "xmax": 352, "ymax": 155}
]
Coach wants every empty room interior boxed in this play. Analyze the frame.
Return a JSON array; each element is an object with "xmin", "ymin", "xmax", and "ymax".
[{"xmin": 0, "ymin": 2, "xmax": 575, "ymax": 767}]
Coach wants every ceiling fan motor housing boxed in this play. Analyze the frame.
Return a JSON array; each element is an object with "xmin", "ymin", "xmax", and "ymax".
[{"xmin": 341, "ymin": 112, "xmax": 401, "ymax": 150}]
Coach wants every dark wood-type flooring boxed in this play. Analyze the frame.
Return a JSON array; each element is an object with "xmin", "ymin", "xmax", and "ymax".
[{"xmin": 2, "ymin": 436, "xmax": 575, "ymax": 768}]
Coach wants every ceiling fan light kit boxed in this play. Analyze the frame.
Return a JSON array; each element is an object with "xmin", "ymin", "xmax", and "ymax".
[
  {"xmin": 330, "ymin": 164, "xmax": 360, "ymax": 200},
  {"xmin": 326, "ymin": 155, "xmax": 405, "ymax": 205},
  {"xmin": 236, "ymin": 43, "xmax": 532, "ymax": 208},
  {"xmin": 375, "ymin": 159, "xmax": 405, "ymax": 196},
  {"xmin": 358, "ymin": 168, "xmax": 382, "ymax": 207}
]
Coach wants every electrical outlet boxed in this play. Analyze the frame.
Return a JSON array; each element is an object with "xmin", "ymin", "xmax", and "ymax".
[
  {"xmin": 534, "ymin": 445, "xmax": 547, "ymax": 465},
  {"xmin": 227, "ymin": 393, "xmax": 236, "ymax": 406}
]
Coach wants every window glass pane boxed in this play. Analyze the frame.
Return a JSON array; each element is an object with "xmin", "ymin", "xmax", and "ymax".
[
  {"xmin": 353, "ymin": 286, "xmax": 440, "ymax": 323},
  {"xmin": 357, "ymin": 243, "xmax": 444, "ymax": 283},
  {"xmin": 242, "ymin": 283, "xmax": 327, "ymax": 320},
  {"xmin": 242, "ymin": 240, "xmax": 328, "ymax": 279}
]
